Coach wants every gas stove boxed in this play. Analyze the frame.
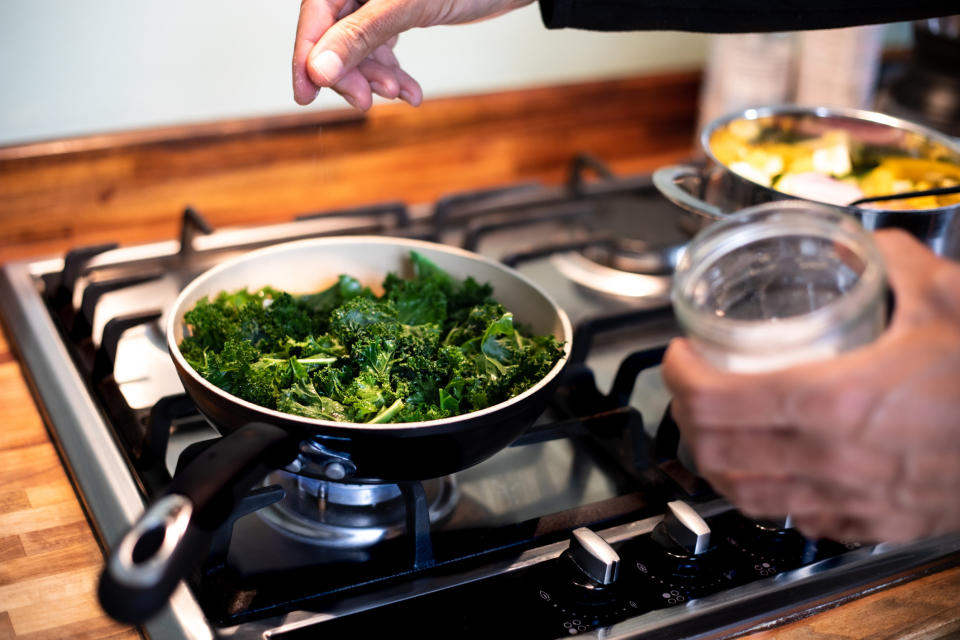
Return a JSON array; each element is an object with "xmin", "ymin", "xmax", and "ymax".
[{"xmin": 2, "ymin": 154, "xmax": 958, "ymax": 640}]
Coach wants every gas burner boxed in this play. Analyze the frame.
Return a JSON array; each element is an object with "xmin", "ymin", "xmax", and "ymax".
[
  {"xmin": 258, "ymin": 471, "xmax": 459, "ymax": 548},
  {"xmin": 435, "ymin": 153, "xmax": 692, "ymax": 303},
  {"xmin": 546, "ymin": 189, "xmax": 691, "ymax": 302},
  {"xmin": 551, "ymin": 252, "xmax": 674, "ymax": 301}
]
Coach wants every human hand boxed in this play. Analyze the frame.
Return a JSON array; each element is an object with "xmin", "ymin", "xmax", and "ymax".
[
  {"xmin": 661, "ymin": 229, "xmax": 960, "ymax": 543},
  {"xmin": 293, "ymin": 0, "xmax": 535, "ymax": 109}
]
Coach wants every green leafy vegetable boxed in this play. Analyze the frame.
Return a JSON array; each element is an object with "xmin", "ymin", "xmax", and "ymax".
[{"xmin": 179, "ymin": 251, "xmax": 564, "ymax": 424}]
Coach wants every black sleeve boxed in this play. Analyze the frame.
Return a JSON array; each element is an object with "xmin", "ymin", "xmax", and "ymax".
[{"xmin": 538, "ymin": 1, "xmax": 957, "ymax": 33}]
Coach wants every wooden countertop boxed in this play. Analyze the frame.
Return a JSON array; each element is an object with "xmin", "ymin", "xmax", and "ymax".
[
  {"xmin": 0, "ymin": 328, "xmax": 140, "ymax": 640},
  {"xmin": 1, "ymin": 71, "xmax": 958, "ymax": 639}
]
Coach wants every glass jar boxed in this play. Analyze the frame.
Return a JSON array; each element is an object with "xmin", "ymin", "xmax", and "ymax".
[{"xmin": 672, "ymin": 200, "xmax": 888, "ymax": 373}]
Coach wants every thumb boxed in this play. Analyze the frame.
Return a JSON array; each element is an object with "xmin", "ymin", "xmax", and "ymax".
[
  {"xmin": 872, "ymin": 229, "xmax": 938, "ymax": 287},
  {"xmin": 307, "ymin": 1, "xmax": 417, "ymax": 87},
  {"xmin": 871, "ymin": 229, "xmax": 944, "ymax": 324}
]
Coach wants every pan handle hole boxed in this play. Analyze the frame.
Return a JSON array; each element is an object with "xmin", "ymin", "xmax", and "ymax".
[{"xmin": 132, "ymin": 525, "xmax": 166, "ymax": 564}]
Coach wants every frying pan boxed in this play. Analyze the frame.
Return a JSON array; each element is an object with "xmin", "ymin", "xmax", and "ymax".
[{"xmin": 98, "ymin": 236, "xmax": 572, "ymax": 623}]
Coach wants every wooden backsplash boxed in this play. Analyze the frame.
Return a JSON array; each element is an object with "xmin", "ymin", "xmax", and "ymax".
[{"xmin": 0, "ymin": 71, "xmax": 701, "ymax": 262}]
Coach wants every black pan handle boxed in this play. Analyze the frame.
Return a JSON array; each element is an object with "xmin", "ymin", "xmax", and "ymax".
[{"xmin": 98, "ymin": 422, "xmax": 300, "ymax": 623}]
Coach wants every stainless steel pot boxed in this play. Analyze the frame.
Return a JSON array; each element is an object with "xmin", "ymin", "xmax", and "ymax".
[{"xmin": 653, "ymin": 106, "xmax": 960, "ymax": 258}]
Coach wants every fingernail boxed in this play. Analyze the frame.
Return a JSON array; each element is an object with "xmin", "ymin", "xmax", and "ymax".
[
  {"xmin": 399, "ymin": 90, "xmax": 418, "ymax": 106},
  {"xmin": 369, "ymin": 82, "xmax": 386, "ymax": 97},
  {"xmin": 309, "ymin": 50, "xmax": 344, "ymax": 85}
]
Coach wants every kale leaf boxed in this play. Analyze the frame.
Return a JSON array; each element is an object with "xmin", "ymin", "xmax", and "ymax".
[{"xmin": 178, "ymin": 251, "xmax": 564, "ymax": 424}]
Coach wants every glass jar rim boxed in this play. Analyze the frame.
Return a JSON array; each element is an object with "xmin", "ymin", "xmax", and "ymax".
[{"xmin": 671, "ymin": 200, "xmax": 887, "ymax": 351}]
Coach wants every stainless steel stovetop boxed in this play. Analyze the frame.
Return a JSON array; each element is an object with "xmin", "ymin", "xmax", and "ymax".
[{"xmin": 2, "ymin": 156, "xmax": 958, "ymax": 640}]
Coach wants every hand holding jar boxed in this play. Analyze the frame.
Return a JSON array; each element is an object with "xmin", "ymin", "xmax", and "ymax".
[{"xmin": 662, "ymin": 204, "xmax": 960, "ymax": 543}]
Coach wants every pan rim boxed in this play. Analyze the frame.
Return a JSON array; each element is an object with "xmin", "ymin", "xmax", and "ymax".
[{"xmin": 166, "ymin": 235, "xmax": 573, "ymax": 434}]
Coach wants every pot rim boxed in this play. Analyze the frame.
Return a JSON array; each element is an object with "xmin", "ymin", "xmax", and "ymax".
[{"xmin": 698, "ymin": 104, "xmax": 960, "ymax": 214}]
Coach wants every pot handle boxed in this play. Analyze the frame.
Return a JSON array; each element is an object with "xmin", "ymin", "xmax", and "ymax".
[
  {"xmin": 98, "ymin": 422, "xmax": 299, "ymax": 624},
  {"xmin": 652, "ymin": 164, "xmax": 729, "ymax": 220}
]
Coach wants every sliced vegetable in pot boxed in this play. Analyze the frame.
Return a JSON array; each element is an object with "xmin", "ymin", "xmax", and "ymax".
[{"xmin": 709, "ymin": 117, "xmax": 960, "ymax": 209}]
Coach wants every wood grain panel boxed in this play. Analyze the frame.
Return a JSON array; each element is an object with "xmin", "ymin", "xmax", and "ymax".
[
  {"xmin": 18, "ymin": 522, "xmax": 92, "ymax": 557},
  {"xmin": 0, "ymin": 612, "xmax": 15, "ymax": 640},
  {"xmin": 0, "ymin": 367, "xmax": 48, "ymax": 451},
  {"xmin": 8, "ymin": 585, "xmax": 128, "ymax": 637},
  {"xmin": 0, "ymin": 492, "xmax": 30, "ymax": 516},
  {"xmin": 0, "ymin": 443, "xmax": 69, "ymax": 492},
  {"xmin": 0, "ymin": 537, "xmax": 25, "ymax": 564},
  {"xmin": 3, "ymin": 616, "xmax": 138, "ymax": 640},
  {"xmin": 0, "ymin": 359, "xmax": 139, "ymax": 639},
  {"xmin": 0, "ymin": 566, "xmax": 101, "ymax": 611},
  {"xmin": 744, "ymin": 566, "xmax": 960, "ymax": 639},
  {"xmin": 0, "ymin": 521, "xmax": 97, "ymax": 582},
  {"xmin": 25, "ymin": 483, "xmax": 78, "ymax": 509},
  {"xmin": 0, "ymin": 72, "xmax": 700, "ymax": 263}
]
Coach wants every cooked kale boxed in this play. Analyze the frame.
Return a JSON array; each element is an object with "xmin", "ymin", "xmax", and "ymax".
[{"xmin": 178, "ymin": 251, "xmax": 564, "ymax": 423}]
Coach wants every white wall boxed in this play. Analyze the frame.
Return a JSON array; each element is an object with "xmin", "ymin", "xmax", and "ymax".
[{"xmin": 0, "ymin": 1, "xmax": 710, "ymax": 146}]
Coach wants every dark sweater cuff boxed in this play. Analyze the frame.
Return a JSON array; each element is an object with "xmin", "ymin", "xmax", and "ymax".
[
  {"xmin": 539, "ymin": 0, "xmax": 572, "ymax": 29},
  {"xmin": 536, "ymin": 0, "xmax": 956, "ymax": 33}
]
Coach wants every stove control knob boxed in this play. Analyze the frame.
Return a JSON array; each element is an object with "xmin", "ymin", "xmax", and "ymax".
[
  {"xmin": 566, "ymin": 527, "xmax": 620, "ymax": 585},
  {"xmin": 654, "ymin": 500, "xmax": 712, "ymax": 555}
]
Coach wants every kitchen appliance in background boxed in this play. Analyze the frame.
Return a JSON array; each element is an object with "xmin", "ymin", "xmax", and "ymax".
[
  {"xmin": 794, "ymin": 25, "xmax": 886, "ymax": 110},
  {"xmin": 878, "ymin": 17, "xmax": 960, "ymax": 136},
  {"xmin": 698, "ymin": 24, "xmax": 892, "ymax": 141},
  {"xmin": 696, "ymin": 33, "xmax": 796, "ymax": 135},
  {"xmin": 2, "ymin": 155, "xmax": 959, "ymax": 639}
]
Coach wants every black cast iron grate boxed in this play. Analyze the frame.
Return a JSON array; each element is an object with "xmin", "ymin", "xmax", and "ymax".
[{"xmin": 36, "ymin": 161, "xmax": 703, "ymax": 625}]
